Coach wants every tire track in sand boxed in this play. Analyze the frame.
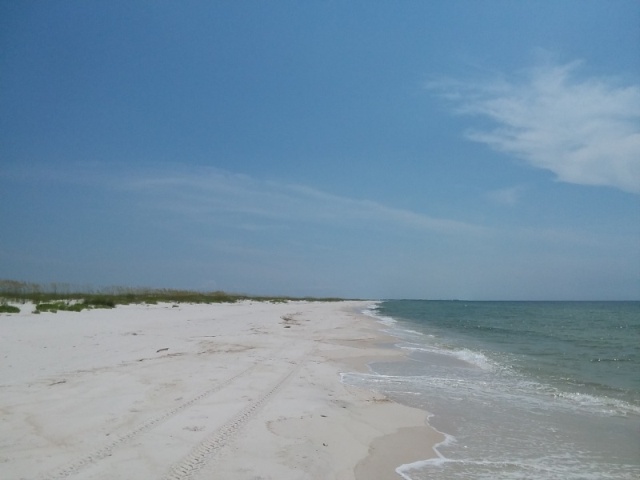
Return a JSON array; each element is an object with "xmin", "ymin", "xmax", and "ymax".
[
  {"xmin": 162, "ymin": 361, "xmax": 302, "ymax": 480},
  {"xmin": 42, "ymin": 363, "xmax": 259, "ymax": 480}
]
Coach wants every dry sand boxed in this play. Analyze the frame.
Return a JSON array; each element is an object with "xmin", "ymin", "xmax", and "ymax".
[{"xmin": 0, "ymin": 301, "xmax": 442, "ymax": 479}]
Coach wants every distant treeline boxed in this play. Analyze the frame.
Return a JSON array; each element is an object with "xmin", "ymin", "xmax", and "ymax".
[{"xmin": 0, "ymin": 279, "xmax": 346, "ymax": 312}]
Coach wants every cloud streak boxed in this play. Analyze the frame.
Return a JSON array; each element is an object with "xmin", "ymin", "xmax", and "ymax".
[
  {"xmin": 486, "ymin": 185, "xmax": 525, "ymax": 206},
  {"xmin": 124, "ymin": 167, "xmax": 489, "ymax": 236},
  {"xmin": 430, "ymin": 61, "xmax": 640, "ymax": 193}
]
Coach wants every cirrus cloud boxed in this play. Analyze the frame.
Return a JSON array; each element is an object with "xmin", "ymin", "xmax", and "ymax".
[
  {"xmin": 429, "ymin": 61, "xmax": 640, "ymax": 194},
  {"xmin": 123, "ymin": 166, "xmax": 489, "ymax": 236}
]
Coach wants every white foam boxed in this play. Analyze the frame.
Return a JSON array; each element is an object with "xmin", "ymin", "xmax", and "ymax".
[
  {"xmin": 552, "ymin": 390, "xmax": 640, "ymax": 417},
  {"xmin": 340, "ymin": 372, "xmax": 410, "ymax": 383},
  {"xmin": 361, "ymin": 304, "xmax": 399, "ymax": 327},
  {"xmin": 360, "ymin": 303, "xmax": 381, "ymax": 317},
  {"xmin": 399, "ymin": 343, "xmax": 497, "ymax": 371},
  {"xmin": 400, "ymin": 328, "xmax": 424, "ymax": 336},
  {"xmin": 396, "ymin": 455, "xmax": 639, "ymax": 480},
  {"xmin": 451, "ymin": 348, "xmax": 495, "ymax": 371}
]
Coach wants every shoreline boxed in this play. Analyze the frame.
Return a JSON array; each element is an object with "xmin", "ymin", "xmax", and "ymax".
[{"xmin": 0, "ymin": 300, "xmax": 442, "ymax": 479}]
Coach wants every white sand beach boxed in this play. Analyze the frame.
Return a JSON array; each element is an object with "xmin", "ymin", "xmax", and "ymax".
[{"xmin": 0, "ymin": 301, "xmax": 442, "ymax": 480}]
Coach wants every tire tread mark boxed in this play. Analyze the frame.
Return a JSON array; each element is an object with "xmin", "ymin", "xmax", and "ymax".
[
  {"xmin": 41, "ymin": 363, "xmax": 258, "ymax": 480},
  {"xmin": 162, "ymin": 362, "xmax": 301, "ymax": 480}
]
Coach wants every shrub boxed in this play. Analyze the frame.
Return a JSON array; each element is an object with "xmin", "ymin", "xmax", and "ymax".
[
  {"xmin": 66, "ymin": 303, "xmax": 89, "ymax": 312},
  {"xmin": 35, "ymin": 302, "xmax": 66, "ymax": 313},
  {"xmin": 83, "ymin": 297, "xmax": 115, "ymax": 308},
  {"xmin": 0, "ymin": 304, "xmax": 20, "ymax": 313}
]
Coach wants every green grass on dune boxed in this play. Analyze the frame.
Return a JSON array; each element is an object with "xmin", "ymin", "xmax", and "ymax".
[
  {"xmin": 34, "ymin": 299, "xmax": 116, "ymax": 313},
  {"xmin": 0, "ymin": 304, "xmax": 20, "ymax": 314},
  {"xmin": 0, "ymin": 279, "xmax": 348, "ymax": 313}
]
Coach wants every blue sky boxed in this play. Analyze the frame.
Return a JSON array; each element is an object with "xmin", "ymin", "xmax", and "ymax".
[{"xmin": 1, "ymin": 1, "xmax": 639, "ymax": 300}]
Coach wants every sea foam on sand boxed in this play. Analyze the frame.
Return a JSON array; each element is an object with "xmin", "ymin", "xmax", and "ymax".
[{"xmin": 0, "ymin": 301, "xmax": 442, "ymax": 480}]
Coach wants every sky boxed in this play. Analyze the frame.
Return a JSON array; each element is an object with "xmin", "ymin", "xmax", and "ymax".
[{"xmin": 1, "ymin": 1, "xmax": 639, "ymax": 300}]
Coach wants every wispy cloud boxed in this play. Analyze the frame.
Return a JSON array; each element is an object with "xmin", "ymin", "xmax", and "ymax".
[
  {"xmin": 486, "ymin": 185, "xmax": 525, "ymax": 206},
  {"xmin": 123, "ymin": 166, "xmax": 489, "ymax": 236},
  {"xmin": 429, "ymin": 61, "xmax": 640, "ymax": 194}
]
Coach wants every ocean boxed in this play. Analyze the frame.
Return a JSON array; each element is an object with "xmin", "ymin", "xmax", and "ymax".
[{"xmin": 343, "ymin": 301, "xmax": 640, "ymax": 479}]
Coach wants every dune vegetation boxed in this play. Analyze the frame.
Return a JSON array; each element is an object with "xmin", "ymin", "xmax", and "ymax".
[{"xmin": 0, "ymin": 279, "xmax": 345, "ymax": 313}]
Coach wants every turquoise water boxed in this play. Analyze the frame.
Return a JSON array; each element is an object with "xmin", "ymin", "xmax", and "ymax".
[{"xmin": 343, "ymin": 301, "xmax": 640, "ymax": 479}]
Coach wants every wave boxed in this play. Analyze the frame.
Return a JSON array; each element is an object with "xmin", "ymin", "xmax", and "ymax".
[
  {"xmin": 342, "ymin": 367, "xmax": 640, "ymax": 419},
  {"xmin": 550, "ymin": 390, "xmax": 640, "ymax": 417},
  {"xmin": 399, "ymin": 343, "xmax": 498, "ymax": 371},
  {"xmin": 356, "ymin": 300, "xmax": 640, "ymax": 479},
  {"xmin": 397, "ymin": 455, "xmax": 640, "ymax": 480},
  {"xmin": 361, "ymin": 304, "xmax": 398, "ymax": 327}
]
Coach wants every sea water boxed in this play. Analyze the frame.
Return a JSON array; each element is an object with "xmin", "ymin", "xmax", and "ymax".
[{"xmin": 343, "ymin": 301, "xmax": 640, "ymax": 479}]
